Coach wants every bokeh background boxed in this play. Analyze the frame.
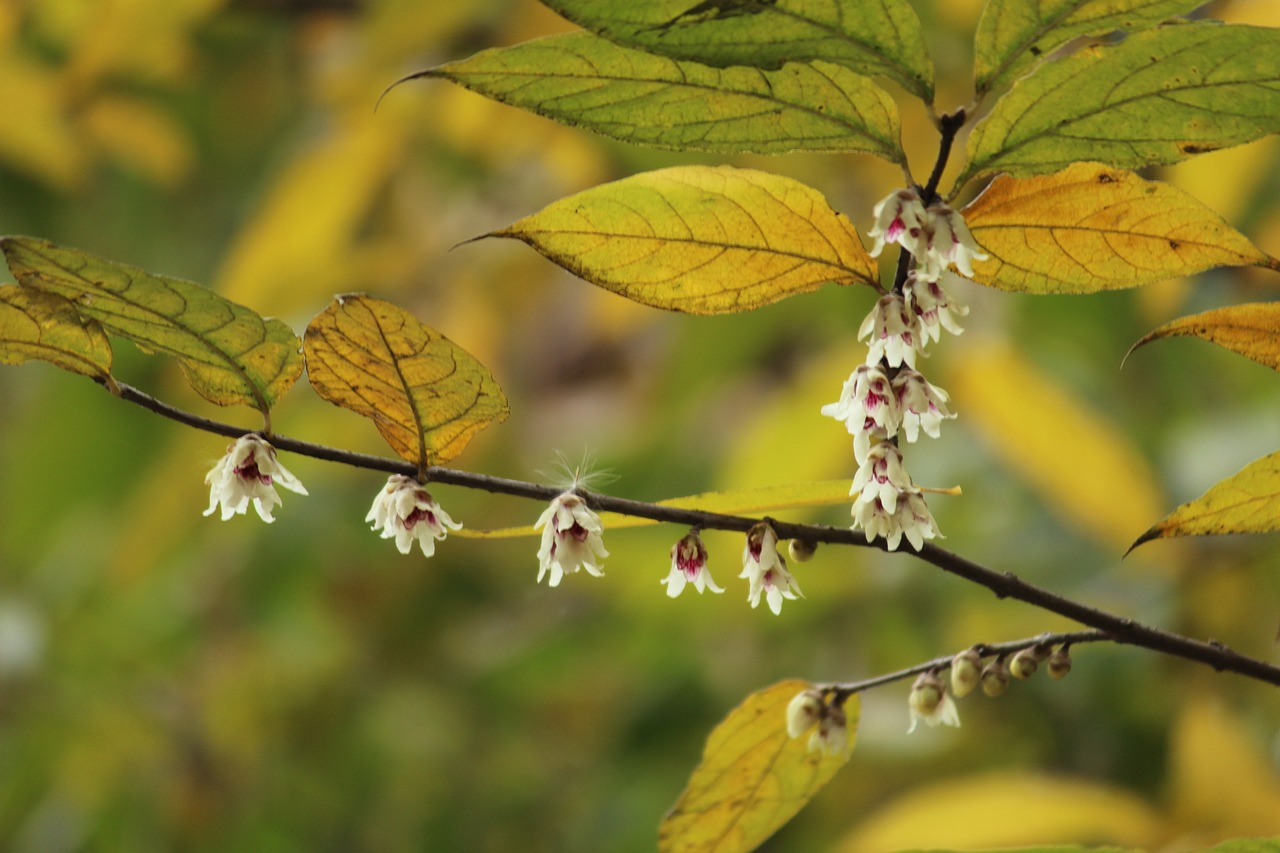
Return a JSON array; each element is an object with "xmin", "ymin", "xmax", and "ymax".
[{"xmin": 1, "ymin": 0, "xmax": 1280, "ymax": 850}]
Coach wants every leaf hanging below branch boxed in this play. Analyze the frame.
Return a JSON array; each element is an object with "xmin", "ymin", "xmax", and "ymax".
[
  {"xmin": 303, "ymin": 294, "xmax": 509, "ymax": 467},
  {"xmin": 486, "ymin": 165, "xmax": 879, "ymax": 314}
]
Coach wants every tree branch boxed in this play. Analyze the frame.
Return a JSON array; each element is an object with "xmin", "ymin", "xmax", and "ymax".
[{"xmin": 105, "ymin": 379, "xmax": 1280, "ymax": 688}]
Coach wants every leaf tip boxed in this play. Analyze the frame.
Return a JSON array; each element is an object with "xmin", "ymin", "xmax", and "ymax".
[
  {"xmin": 375, "ymin": 68, "xmax": 442, "ymax": 113},
  {"xmin": 1124, "ymin": 525, "xmax": 1162, "ymax": 557}
]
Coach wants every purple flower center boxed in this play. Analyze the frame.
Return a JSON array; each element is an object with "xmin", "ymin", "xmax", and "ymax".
[
  {"xmin": 234, "ymin": 461, "xmax": 272, "ymax": 486},
  {"xmin": 403, "ymin": 507, "xmax": 436, "ymax": 529}
]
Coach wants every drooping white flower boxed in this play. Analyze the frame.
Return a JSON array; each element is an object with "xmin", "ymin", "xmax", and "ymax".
[
  {"xmin": 204, "ymin": 434, "xmax": 307, "ymax": 523},
  {"xmin": 662, "ymin": 531, "xmax": 724, "ymax": 598},
  {"xmin": 903, "ymin": 270, "xmax": 969, "ymax": 346},
  {"xmin": 867, "ymin": 188, "xmax": 928, "ymax": 259},
  {"xmin": 853, "ymin": 424, "xmax": 889, "ymax": 468},
  {"xmin": 858, "ymin": 293, "xmax": 920, "ymax": 369},
  {"xmin": 850, "ymin": 441, "xmax": 913, "ymax": 514},
  {"xmin": 739, "ymin": 522, "xmax": 802, "ymax": 615},
  {"xmin": 921, "ymin": 203, "xmax": 988, "ymax": 279},
  {"xmin": 535, "ymin": 491, "xmax": 608, "ymax": 587},
  {"xmin": 809, "ymin": 709, "xmax": 850, "ymax": 756},
  {"xmin": 893, "ymin": 369, "xmax": 955, "ymax": 443},
  {"xmin": 908, "ymin": 671, "xmax": 961, "ymax": 733},
  {"xmin": 365, "ymin": 474, "xmax": 462, "ymax": 557},
  {"xmin": 852, "ymin": 486, "xmax": 940, "ymax": 551},
  {"xmin": 821, "ymin": 363, "xmax": 902, "ymax": 439},
  {"xmin": 786, "ymin": 690, "xmax": 825, "ymax": 738}
]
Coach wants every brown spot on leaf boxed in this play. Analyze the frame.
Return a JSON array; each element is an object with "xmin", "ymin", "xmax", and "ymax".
[
  {"xmin": 1097, "ymin": 172, "xmax": 1117, "ymax": 184},
  {"xmin": 1179, "ymin": 142, "xmax": 1219, "ymax": 155},
  {"xmin": 1169, "ymin": 239, "xmax": 1181, "ymax": 251}
]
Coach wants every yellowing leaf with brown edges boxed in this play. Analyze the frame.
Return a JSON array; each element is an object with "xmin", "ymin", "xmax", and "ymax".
[
  {"xmin": 659, "ymin": 680, "xmax": 857, "ymax": 853},
  {"xmin": 1130, "ymin": 450, "xmax": 1280, "ymax": 550},
  {"xmin": 304, "ymin": 294, "xmax": 509, "ymax": 466},
  {"xmin": 1129, "ymin": 303, "xmax": 1280, "ymax": 371},
  {"xmin": 962, "ymin": 163, "xmax": 1268, "ymax": 294},
  {"xmin": 489, "ymin": 165, "xmax": 878, "ymax": 314},
  {"xmin": 0, "ymin": 285, "xmax": 113, "ymax": 381},
  {"xmin": 1, "ymin": 236, "xmax": 302, "ymax": 412}
]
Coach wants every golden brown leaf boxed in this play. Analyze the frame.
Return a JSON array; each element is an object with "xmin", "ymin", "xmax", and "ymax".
[
  {"xmin": 1128, "ymin": 302, "xmax": 1280, "ymax": 372},
  {"xmin": 303, "ymin": 294, "xmax": 508, "ymax": 466},
  {"xmin": 659, "ymin": 680, "xmax": 857, "ymax": 853},
  {"xmin": 962, "ymin": 163, "xmax": 1267, "ymax": 294},
  {"xmin": 490, "ymin": 165, "xmax": 879, "ymax": 314}
]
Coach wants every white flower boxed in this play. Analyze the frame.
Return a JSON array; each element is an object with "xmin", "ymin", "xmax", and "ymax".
[
  {"xmin": 850, "ymin": 441, "xmax": 913, "ymax": 514},
  {"xmin": 921, "ymin": 203, "xmax": 988, "ymax": 279},
  {"xmin": 903, "ymin": 270, "xmax": 969, "ymax": 346},
  {"xmin": 662, "ymin": 531, "xmax": 723, "ymax": 598},
  {"xmin": 365, "ymin": 474, "xmax": 462, "ymax": 557},
  {"xmin": 908, "ymin": 671, "xmax": 961, "ymax": 733},
  {"xmin": 786, "ymin": 690, "xmax": 824, "ymax": 738},
  {"xmin": 821, "ymin": 363, "xmax": 902, "ymax": 440},
  {"xmin": 853, "ymin": 425, "xmax": 889, "ymax": 468},
  {"xmin": 204, "ymin": 434, "xmax": 307, "ymax": 523},
  {"xmin": 858, "ymin": 293, "xmax": 920, "ymax": 369},
  {"xmin": 867, "ymin": 188, "xmax": 928, "ymax": 259},
  {"xmin": 893, "ymin": 369, "xmax": 955, "ymax": 443},
  {"xmin": 739, "ymin": 522, "xmax": 802, "ymax": 615},
  {"xmin": 852, "ymin": 486, "xmax": 941, "ymax": 551},
  {"xmin": 535, "ymin": 491, "xmax": 608, "ymax": 587},
  {"xmin": 809, "ymin": 710, "xmax": 850, "ymax": 756}
]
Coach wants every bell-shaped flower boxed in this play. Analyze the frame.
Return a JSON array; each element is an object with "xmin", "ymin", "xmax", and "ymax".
[
  {"xmin": 921, "ymin": 203, "xmax": 988, "ymax": 279},
  {"xmin": 859, "ymin": 293, "xmax": 920, "ymax": 369},
  {"xmin": 662, "ymin": 531, "xmax": 723, "ymax": 597},
  {"xmin": 808, "ymin": 706, "xmax": 850, "ymax": 756},
  {"xmin": 821, "ymin": 363, "xmax": 902, "ymax": 439},
  {"xmin": 786, "ymin": 689, "xmax": 825, "ymax": 739},
  {"xmin": 204, "ymin": 434, "xmax": 307, "ymax": 523},
  {"xmin": 850, "ymin": 441, "xmax": 913, "ymax": 514},
  {"xmin": 867, "ymin": 188, "xmax": 927, "ymax": 259},
  {"xmin": 903, "ymin": 271, "xmax": 968, "ymax": 346},
  {"xmin": 908, "ymin": 671, "xmax": 961, "ymax": 733},
  {"xmin": 739, "ymin": 522, "xmax": 802, "ymax": 615},
  {"xmin": 366, "ymin": 474, "xmax": 461, "ymax": 557},
  {"xmin": 893, "ymin": 369, "xmax": 955, "ymax": 443},
  {"xmin": 852, "ymin": 485, "xmax": 941, "ymax": 552},
  {"xmin": 535, "ymin": 491, "xmax": 608, "ymax": 587}
]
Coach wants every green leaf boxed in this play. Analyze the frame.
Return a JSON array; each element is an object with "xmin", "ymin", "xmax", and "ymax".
[
  {"xmin": 0, "ymin": 236, "xmax": 302, "ymax": 412},
  {"xmin": 659, "ymin": 681, "xmax": 857, "ymax": 853},
  {"xmin": 973, "ymin": 0, "xmax": 1209, "ymax": 95},
  {"xmin": 453, "ymin": 479, "xmax": 856, "ymax": 539},
  {"xmin": 488, "ymin": 165, "xmax": 879, "ymax": 315},
  {"xmin": 303, "ymin": 294, "xmax": 509, "ymax": 467},
  {"xmin": 1128, "ymin": 302, "xmax": 1280, "ymax": 371},
  {"xmin": 415, "ymin": 32, "xmax": 904, "ymax": 160},
  {"xmin": 961, "ymin": 163, "xmax": 1269, "ymax": 293},
  {"xmin": 1129, "ymin": 450, "xmax": 1280, "ymax": 551},
  {"xmin": 0, "ymin": 284, "xmax": 113, "ymax": 381},
  {"xmin": 960, "ymin": 23, "xmax": 1280, "ymax": 185},
  {"xmin": 540, "ymin": 0, "xmax": 934, "ymax": 102}
]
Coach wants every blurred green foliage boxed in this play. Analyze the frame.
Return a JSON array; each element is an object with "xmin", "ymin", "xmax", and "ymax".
[{"xmin": 1, "ymin": 0, "xmax": 1279, "ymax": 850}]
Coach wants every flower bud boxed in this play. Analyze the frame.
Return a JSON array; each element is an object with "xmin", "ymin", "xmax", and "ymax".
[
  {"xmin": 1047, "ymin": 645, "xmax": 1073, "ymax": 680},
  {"xmin": 981, "ymin": 657, "xmax": 1009, "ymax": 697},
  {"xmin": 809, "ymin": 706, "xmax": 849, "ymax": 756},
  {"xmin": 788, "ymin": 539, "xmax": 817, "ymax": 563},
  {"xmin": 908, "ymin": 672, "xmax": 944, "ymax": 718},
  {"xmin": 786, "ymin": 689, "xmax": 824, "ymax": 739},
  {"xmin": 950, "ymin": 647, "xmax": 983, "ymax": 698},
  {"xmin": 1009, "ymin": 648, "xmax": 1039, "ymax": 680}
]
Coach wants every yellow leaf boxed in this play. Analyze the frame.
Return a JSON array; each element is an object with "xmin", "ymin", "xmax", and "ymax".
[
  {"xmin": 451, "ymin": 480, "xmax": 854, "ymax": 539},
  {"xmin": 834, "ymin": 772, "xmax": 1162, "ymax": 853},
  {"xmin": 946, "ymin": 340, "xmax": 1164, "ymax": 551},
  {"xmin": 491, "ymin": 165, "xmax": 879, "ymax": 314},
  {"xmin": 962, "ymin": 163, "xmax": 1268, "ymax": 294},
  {"xmin": 1, "ymin": 236, "xmax": 302, "ymax": 411},
  {"xmin": 303, "ymin": 294, "xmax": 509, "ymax": 466},
  {"xmin": 1129, "ymin": 302, "xmax": 1280, "ymax": 372},
  {"xmin": 1130, "ymin": 449, "xmax": 1280, "ymax": 550},
  {"xmin": 659, "ymin": 681, "xmax": 857, "ymax": 853},
  {"xmin": 0, "ymin": 284, "xmax": 112, "ymax": 381}
]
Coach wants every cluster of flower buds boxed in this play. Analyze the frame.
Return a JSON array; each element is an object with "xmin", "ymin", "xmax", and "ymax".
[
  {"xmin": 907, "ymin": 642, "xmax": 1074, "ymax": 732},
  {"xmin": 786, "ymin": 688, "xmax": 850, "ymax": 756},
  {"xmin": 823, "ymin": 187, "xmax": 986, "ymax": 551}
]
